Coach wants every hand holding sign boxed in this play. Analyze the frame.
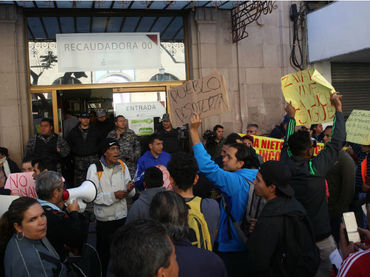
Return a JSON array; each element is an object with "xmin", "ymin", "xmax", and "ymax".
[
  {"xmin": 190, "ymin": 112, "xmax": 202, "ymax": 130},
  {"xmin": 330, "ymin": 92, "xmax": 343, "ymax": 113},
  {"xmin": 285, "ymin": 102, "xmax": 296, "ymax": 119}
]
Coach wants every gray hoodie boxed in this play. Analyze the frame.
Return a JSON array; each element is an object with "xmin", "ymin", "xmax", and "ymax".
[{"xmin": 126, "ymin": 187, "xmax": 165, "ymax": 224}]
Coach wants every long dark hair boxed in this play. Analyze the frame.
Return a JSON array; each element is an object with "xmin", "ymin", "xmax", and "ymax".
[{"xmin": 0, "ymin": 197, "xmax": 38, "ymax": 246}]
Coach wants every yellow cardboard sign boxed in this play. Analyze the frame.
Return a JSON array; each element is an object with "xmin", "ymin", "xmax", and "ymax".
[
  {"xmin": 240, "ymin": 134, "xmax": 324, "ymax": 162},
  {"xmin": 281, "ymin": 69, "xmax": 336, "ymax": 126},
  {"xmin": 346, "ymin": 110, "xmax": 370, "ymax": 145}
]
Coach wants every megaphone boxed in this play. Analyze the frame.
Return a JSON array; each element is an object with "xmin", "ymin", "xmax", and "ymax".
[{"xmin": 62, "ymin": 180, "xmax": 97, "ymax": 213}]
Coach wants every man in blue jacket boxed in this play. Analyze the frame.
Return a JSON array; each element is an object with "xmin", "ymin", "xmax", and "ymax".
[
  {"xmin": 189, "ymin": 113, "xmax": 258, "ymax": 277},
  {"xmin": 134, "ymin": 134, "xmax": 171, "ymax": 191}
]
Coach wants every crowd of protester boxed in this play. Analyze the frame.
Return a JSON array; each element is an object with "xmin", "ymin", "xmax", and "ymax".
[{"xmin": 0, "ymin": 93, "xmax": 370, "ymax": 277}]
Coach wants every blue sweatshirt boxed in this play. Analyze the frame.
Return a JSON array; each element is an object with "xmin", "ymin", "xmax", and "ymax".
[
  {"xmin": 193, "ymin": 143, "xmax": 257, "ymax": 252},
  {"xmin": 134, "ymin": 150, "xmax": 171, "ymax": 191}
]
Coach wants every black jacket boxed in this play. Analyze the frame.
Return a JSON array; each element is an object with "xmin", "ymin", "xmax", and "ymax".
[
  {"xmin": 42, "ymin": 205, "xmax": 87, "ymax": 260},
  {"xmin": 280, "ymin": 112, "xmax": 345, "ymax": 241},
  {"xmin": 157, "ymin": 128, "xmax": 181, "ymax": 154},
  {"xmin": 247, "ymin": 197, "xmax": 307, "ymax": 276},
  {"xmin": 67, "ymin": 124, "xmax": 102, "ymax": 156},
  {"xmin": 175, "ymin": 239, "xmax": 228, "ymax": 277},
  {"xmin": 6, "ymin": 158, "xmax": 20, "ymax": 174},
  {"xmin": 94, "ymin": 118, "xmax": 114, "ymax": 139}
]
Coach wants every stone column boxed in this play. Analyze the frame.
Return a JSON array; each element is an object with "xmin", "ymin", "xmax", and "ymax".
[
  {"xmin": 0, "ymin": 5, "xmax": 29, "ymax": 165},
  {"xmin": 188, "ymin": 8, "xmax": 240, "ymax": 134}
]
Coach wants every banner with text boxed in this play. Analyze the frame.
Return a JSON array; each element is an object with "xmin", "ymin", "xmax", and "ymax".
[
  {"xmin": 281, "ymin": 69, "xmax": 336, "ymax": 126},
  {"xmin": 4, "ymin": 172, "xmax": 37, "ymax": 198},
  {"xmin": 57, "ymin": 33, "xmax": 161, "ymax": 72},
  {"xmin": 168, "ymin": 72, "xmax": 230, "ymax": 127},
  {"xmin": 240, "ymin": 134, "xmax": 324, "ymax": 162},
  {"xmin": 346, "ymin": 110, "xmax": 370, "ymax": 145}
]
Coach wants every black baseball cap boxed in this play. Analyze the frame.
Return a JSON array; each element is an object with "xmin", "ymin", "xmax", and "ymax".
[
  {"xmin": 80, "ymin": 112, "xmax": 90, "ymax": 118},
  {"xmin": 100, "ymin": 138, "xmax": 120, "ymax": 154},
  {"xmin": 259, "ymin": 161, "xmax": 294, "ymax": 197}
]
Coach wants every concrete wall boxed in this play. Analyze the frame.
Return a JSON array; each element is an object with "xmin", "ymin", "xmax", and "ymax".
[
  {"xmin": 307, "ymin": 1, "xmax": 370, "ymax": 62},
  {"xmin": 188, "ymin": 2, "xmax": 295, "ymax": 135},
  {"xmin": 0, "ymin": 5, "xmax": 29, "ymax": 165}
]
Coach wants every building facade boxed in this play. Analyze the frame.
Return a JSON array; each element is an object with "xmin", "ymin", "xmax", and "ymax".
[{"xmin": 5, "ymin": 1, "xmax": 369, "ymax": 165}]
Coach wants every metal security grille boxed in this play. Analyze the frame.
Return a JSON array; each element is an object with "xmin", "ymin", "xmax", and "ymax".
[{"xmin": 331, "ymin": 63, "xmax": 370, "ymax": 117}]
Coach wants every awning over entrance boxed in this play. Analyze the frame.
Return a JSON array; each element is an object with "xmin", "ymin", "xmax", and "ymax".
[
  {"xmin": 1, "ymin": 1, "xmax": 242, "ymax": 42},
  {"xmin": 5, "ymin": 1, "xmax": 238, "ymax": 10}
]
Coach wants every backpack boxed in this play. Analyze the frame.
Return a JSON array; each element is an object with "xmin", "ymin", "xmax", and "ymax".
[
  {"xmin": 275, "ymin": 211, "xmax": 320, "ymax": 277},
  {"xmin": 221, "ymin": 178, "xmax": 262, "ymax": 246},
  {"xmin": 187, "ymin": 196, "xmax": 213, "ymax": 251},
  {"xmin": 94, "ymin": 160, "xmax": 125, "ymax": 181}
]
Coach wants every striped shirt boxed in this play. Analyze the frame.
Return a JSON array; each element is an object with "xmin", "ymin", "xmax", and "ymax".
[{"xmin": 337, "ymin": 248, "xmax": 370, "ymax": 277}]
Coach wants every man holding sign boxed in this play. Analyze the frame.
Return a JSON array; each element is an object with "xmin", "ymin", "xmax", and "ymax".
[
  {"xmin": 189, "ymin": 113, "xmax": 257, "ymax": 277},
  {"xmin": 280, "ymin": 92, "xmax": 345, "ymax": 277}
]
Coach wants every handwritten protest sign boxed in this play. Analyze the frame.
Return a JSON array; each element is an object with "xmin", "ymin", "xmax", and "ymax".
[
  {"xmin": 346, "ymin": 110, "xmax": 370, "ymax": 145},
  {"xmin": 168, "ymin": 72, "xmax": 230, "ymax": 127},
  {"xmin": 281, "ymin": 69, "xmax": 336, "ymax": 126},
  {"xmin": 4, "ymin": 172, "xmax": 37, "ymax": 198},
  {"xmin": 240, "ymin": 134, "xmax": 324, "ymax": 162}
]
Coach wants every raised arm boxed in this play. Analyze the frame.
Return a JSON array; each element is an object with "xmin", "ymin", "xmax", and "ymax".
[
  {"xmin": 189, "ymin": 113, "xmax": 256, "ymax": 196},
  {"xmin": 312, "ymin": 93, "xmax": 345, "ymax": 176},
  {"xmin": 280, "ymin": 103, "xmax": 296, "ymax": 161}
]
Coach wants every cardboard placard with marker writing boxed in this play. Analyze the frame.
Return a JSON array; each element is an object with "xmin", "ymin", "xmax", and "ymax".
[
  {"xmin": 168, "ymin": 72, "xmax": 230, "ymax": 127},
  {"xmin": 281, "ymin": 69, "xmax": 336, "ymax": 126},
  {"xmin": 346, "ymin": 110, "xmax": 370, "ymax": 145}
]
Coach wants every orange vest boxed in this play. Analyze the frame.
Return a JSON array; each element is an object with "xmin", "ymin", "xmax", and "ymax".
[{"xmin": 361, "ymin": 157, "xmax": 368, "ymax": 184}]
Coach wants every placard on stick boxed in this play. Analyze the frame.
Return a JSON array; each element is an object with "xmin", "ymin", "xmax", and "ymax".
[
  {"xmin": 346, "ymin": 109, "xmax": 370, "ymax": 145},
  {"xmin": 281, "ymin": 69, "xmax": 336, "ymax": 126},
  {"xmin": 168, "ymin": 72, "xmax": 230, "ymax": 128}
]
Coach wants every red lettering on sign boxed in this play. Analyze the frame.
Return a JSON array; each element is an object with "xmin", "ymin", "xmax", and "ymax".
[
  {"xmin": 282, "ymin": 76, "xmax": 293, "ymax": 88},
  {"xmin": 270, "ymin": 141, "xmax": 275, "ymax": 150},
  {"xmin": 261, "ymin": 139, "xmax": 267, "ymax": 149},
  {"xmin": 19, "ymin": 175, "xmax": 28, "ymax": 188},
  {"xmin": 9, "ymin": 175, "xmax": 18, "ymax": 188},
  {"xmin": 253, "ymin": 138, "xmax": 259, "ymax": 148},
  {"xmin": 307, "ymin": 70, "xmax": 312, "ymax": 81},
  {"xmin": 292, "ymin": 74, "xmax": 300, "ymax": 83}
]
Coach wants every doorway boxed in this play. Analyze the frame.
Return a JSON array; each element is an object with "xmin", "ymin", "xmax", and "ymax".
[
  {"xmin": 57, "ymin": 87, "xmax": 168, "ymax": 137},
  {"xmin": 29, "ymin": 81, "xmax": 183, "ymax": 137}
]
